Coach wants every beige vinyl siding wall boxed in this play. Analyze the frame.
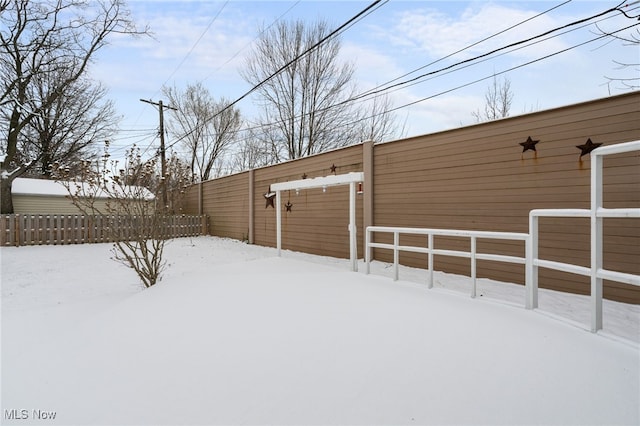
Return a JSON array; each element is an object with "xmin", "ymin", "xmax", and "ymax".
[
  {"xmin": 13, "ymin": 194, "xmax": 111, "ymax": 214},
  {"xmin": 183, "ymin": 92, "xmax": 640, "ymax": 303}
]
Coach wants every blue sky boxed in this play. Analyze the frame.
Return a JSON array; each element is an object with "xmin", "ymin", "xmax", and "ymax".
[{"xmin": 90, "ymin": 0, "xmax": 640, "ymax": 159}]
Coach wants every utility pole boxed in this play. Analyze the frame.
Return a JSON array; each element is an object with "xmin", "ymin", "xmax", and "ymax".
[{"xmin": 140, "ymin": 99, "xmax": 177, "ymax": 212}]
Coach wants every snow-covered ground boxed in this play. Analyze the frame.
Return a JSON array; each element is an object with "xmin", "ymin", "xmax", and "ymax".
[{"xmin": 1, "ymin": 236, "xmax": 638, "ymax": 425}]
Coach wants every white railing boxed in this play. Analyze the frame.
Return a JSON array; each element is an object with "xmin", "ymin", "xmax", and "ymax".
[
  {"xmin": 365, "ymin": 140, "xmax": 639, "ymax": 334},
  {"xmin": 365, "ymin": 226, "xmax": 529, "ymax": 300},
  {"xmin": 529, "ymin": 140, "xmax": 640, "ymax": 332}
]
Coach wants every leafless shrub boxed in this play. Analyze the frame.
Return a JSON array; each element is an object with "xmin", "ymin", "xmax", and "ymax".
[{"xmin": 52, "ymin": 142, "xmax": 167, "ymax": 288}]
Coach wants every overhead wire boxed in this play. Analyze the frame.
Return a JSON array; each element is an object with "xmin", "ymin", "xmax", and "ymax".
[
  {"xmin": 165, "ymin": 0, "xmax": 388, "ymax": 154},
  {"xmin": 341, "ymin": 22, "xmax": 640, "ymax": 133},
  {"xmin": 159, "ymin": 0, "xmax": 230, "ymax": 90},
  {"xmin": 351, "ymin": 3, "xmax": 640, "ymax": 103},
  {"xmin": 200, "ymin": 0, "xmax": 302, "ymax": 84},
  {"xmin": 153, "ymin": 0, "xmax": 571, "ymax": 152},
  {"xmin": 148, "ymin": 0, "xmax": 638, "ymax": 169},
  {"xmin": 168, "ymin": 0, "xmax": 637, "ymax": 151},
  {"xmin": 129, "ymin": 0, "xmax": 230, "ymax": 158},
  {"xmin": 132, "ymin": 0, "xmax": 303, "ymax": 161},
  {"xmin": 162, "ymin": 0, "xmax": 388, "ymax": 153},
  {"xmin": 357, "ymin": 0, "xmax": 573, "ymax": 99},
  {"xmin": 164, "ymin": 0, "xmax": 587, "ymax": 153},
  {"xmin": 348, "ymin": 0, "xmax": 634, "ymax": 104},
  {"xmin": 292, "ymin": 2, "xmax": 639, "ymax": 137}
]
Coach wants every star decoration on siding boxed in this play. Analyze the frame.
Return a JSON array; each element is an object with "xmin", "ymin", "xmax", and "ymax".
[
  {"xmin": 519, "ymin": 136, "xmax": 539, "ymax": 153},
  {"xmin": 576, "ymin": 138, "xmax": 603, "ymax": 158},
  {"xmin": 330, "ymin": 164, "xmax": 337, "ymax": 174},
  {"xmin": 285, "ymin": 201, "xmax": 293, "ymax": 212},
  {"xmin": 264, "ymin": 189, "xmax": 276, "ymax": 208}
]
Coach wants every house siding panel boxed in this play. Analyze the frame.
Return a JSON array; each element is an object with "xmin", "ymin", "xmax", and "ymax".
[{"xmin": 13, "ymin": 194, "xmax": 111, "ymax": 214}]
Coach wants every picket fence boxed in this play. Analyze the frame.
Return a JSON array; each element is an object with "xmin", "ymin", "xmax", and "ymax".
[{"xmin": 0, "ymin": 214, "xmax": 208, "ymax": 247}]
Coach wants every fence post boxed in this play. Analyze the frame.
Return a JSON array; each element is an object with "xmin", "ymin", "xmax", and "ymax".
[
  {"xmin": 526, "ymin": 214, "xmax": 539, "ymax": 310},
  {"xmin": 26, "ymin": 214, "xmax": 32, "ymax": 246},
  {"xmin": 365, "ymin": 227, "xmax": 371, "ymax": 274},
  {"xmin": 470, "ymin": 236, "xmax": 477, "ymax": 298},
  {"xmin": 427, "ymin": 233, "xmax": 434, "ymax": 289},
  {"xmin": 249, "ymin": 169, "xmax": 255, "ymax": 244},
  {"xmin": 393, "ymin": 231, "xmax": 399, "ymax": 281},
  {"xmin": 16, "ymin": 214, "xmax": 22, "ymax": 246},
  {"xmin": 276, "ymin": 191, "xmax": 282, "ymax": 256},
  {"xmin": 590, "ymin": 152, "xmax": 604, "ymax": 332},
  {"xmin": 0, "ymin": 215, "xmax": 5, "ymax": 246}
]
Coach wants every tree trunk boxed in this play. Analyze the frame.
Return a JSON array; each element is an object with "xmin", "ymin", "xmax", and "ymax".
[{"xmin": 1, "ymin": 177, "xmax": 14, "ymax": 214}]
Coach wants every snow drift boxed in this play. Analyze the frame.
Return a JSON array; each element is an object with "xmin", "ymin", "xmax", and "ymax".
[{"xmin": 1, "ymin": 237, "xmax": 638, "ymax": 425}]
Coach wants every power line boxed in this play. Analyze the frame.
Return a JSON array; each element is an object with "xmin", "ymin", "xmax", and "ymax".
[
  {"xmin": 233, "ymin": 16, "xmax": 639, "ymax": 151},
  {"xmin": 357, "ymin": 0, "xmax": 573, "ymax": 100},
  {"xmin": 350, "ymin": 0, "xmax": 633, "ymax": 104},
  {"xmin": 125, "ymin": 1, "xmax": 230, "ymax": 136},
  {"xmin": 163, "ymin": 0, "xmax": 388, "ymax": 153},
  {"xmin": 193, "ymin": 1, "xmax": 638, "ymax": 147},
  {"xmin": 159, "ymin": 0, "xmax": 230, "ymax": 89},
  {"xmin": 380, "ymin": 24, "xmax": 640, "ymax": 118},
  {"xmin": 200, "ymin": 0, "xmax": 302, "ymax": 84},
  {"xmin": 156, "ymin": 0, "xmax": 637, "ymax": 167},
  {"xmin": 353, "ymin": 5, "xmax": 639, "ymax": 103}
]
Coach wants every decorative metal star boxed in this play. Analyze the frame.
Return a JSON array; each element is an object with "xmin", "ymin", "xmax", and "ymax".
[
  {"xmin": 285, "ymin": 201, "xmax": 293, "ymax": 212},
  {"xmin": 302, "ymin": 173, "xmax": 307, "ymax": 179},
  {"xmin": 519, "ymin": 136, "xmax": 539, "ymax": 153},
  {"xmin": 576, "ymin": 138, "xmax": 603, "ymax": 158},
  {"xmin": 330, "ymin": 164, "xmax": 337, "ymax": 174},
  {"xmin": 264, "ymin": 189, "xmax": 276, "ymax": 208}
]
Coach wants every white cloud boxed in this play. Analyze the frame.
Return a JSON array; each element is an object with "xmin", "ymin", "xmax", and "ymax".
[
  {"xmin": 387, "ymin": 3, "xmax": 571, "ymax": 61},
  {"xmin": 386, "ymin": 90, "xmax": 485, "ymax": 137},
  {"xmin": 339, "ymin": 41, "xmax": 405, "ymax": 90},
  {"xmin": 91, "ymin": 4, "xmax": 260, "ymax": 106}
]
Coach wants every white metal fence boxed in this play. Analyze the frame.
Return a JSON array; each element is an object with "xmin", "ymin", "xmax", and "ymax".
[
  {"xmin": 365, "ymin": 227, "xmax": 529, "ymax": 299},
  {"xmin": 529, "ymin": 140, "xmax": 640, "ymax": 332},
  {"xmin": 365, "ymin": 140, "xmax": 640, "ymax": 334}
]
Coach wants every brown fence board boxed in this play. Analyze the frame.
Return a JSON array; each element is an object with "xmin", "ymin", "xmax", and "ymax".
[
  {"xmin": 0, "ymin": 214, "xmax": 207, "ymax": 247},
  {"xmin": 181, "ymin": 92, "xmax": 640, "ymax": 303}
]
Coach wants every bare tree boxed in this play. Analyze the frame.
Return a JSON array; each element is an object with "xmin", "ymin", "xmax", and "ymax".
[
  {"xmin": 0, "ymin": 0, "xmax": 147, "ymax": 213},
  {"xmin": 241, "ymin": 20, "xmax": 359, "ymax": 162},
  {"xmin": 472, "ymin": 75, "xmax": 514, "ymax": 122},
  {"xmin": 162, "ymin": 82, "xmax": 241, "ymax": 182},
  {"xmin": 355, "ymin": 93, "xmax": 401, "ymax": 143},
  {"xmin": 594, "ymin": 25, "xmax": 640, "ymax": 91},
  {"xmin": 52, "ymin": 144, "xmax": 166, "ymax": 288},
  {"xmin": 19, "ymin": 72, "xmax": 120, "ymax": 178},
  {"xmin": 231, "ymin": 135, "xmax": 275, "ymax": 173}
]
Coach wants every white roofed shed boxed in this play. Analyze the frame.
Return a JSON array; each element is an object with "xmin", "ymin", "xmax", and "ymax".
[{"xmin": 10, "ymin": 178, "xmax": 154, "ymax": 214}]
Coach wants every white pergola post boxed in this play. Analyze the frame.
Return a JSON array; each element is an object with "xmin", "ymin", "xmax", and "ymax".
[
  {"xmin": 276, "ymin": 190, "xmax": 282, "ymax": 256},
  {"xmin": 349, "ymin": 181, "xmax": 357, "ymax": 272},
  {"xmin": 271, "ymin": 172, "xmax": 364, "ymax": 272}
]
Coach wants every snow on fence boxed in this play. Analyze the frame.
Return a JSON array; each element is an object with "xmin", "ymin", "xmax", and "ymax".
[{"xmin": 0, "ymin": 214, "xmax": 208, "ymax": 247}]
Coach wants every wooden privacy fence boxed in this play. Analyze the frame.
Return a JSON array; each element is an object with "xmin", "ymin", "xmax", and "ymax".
[{"xmin": 0, "ymin": 214, "xmax": 208, "ymax": 247}]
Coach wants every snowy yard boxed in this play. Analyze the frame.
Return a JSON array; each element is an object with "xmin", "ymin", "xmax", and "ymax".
[{"xmin": 1, "ymin": 236, "xmax": 638, "ymax": 425}]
